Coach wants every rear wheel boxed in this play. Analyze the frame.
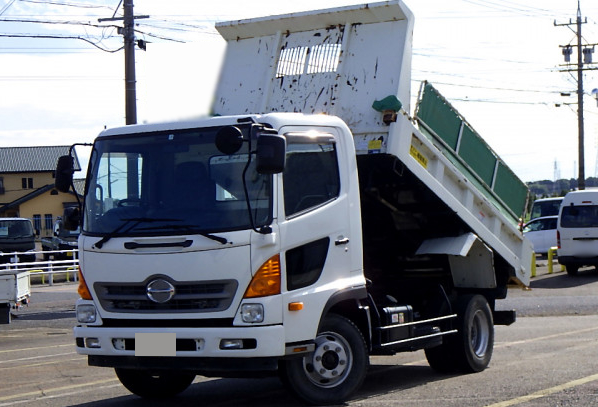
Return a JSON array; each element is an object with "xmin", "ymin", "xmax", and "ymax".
[
  {"xmin": 566, "ymin": 265, "xmax": 579, "ymax": 276},
  {"xmin": 115, "ymin": 368, "xmax": 195, "ymax": 399},
  {"xmin": 426, "ymin": 294, "xmax": 494, "ymax": 373},
  {"xmin": 281, "ymin": 313, "xmax": 369, "ymax": 405},
  {"xmin": 0, "ymin": 304, "xmax": 10, "ymax": 324}
]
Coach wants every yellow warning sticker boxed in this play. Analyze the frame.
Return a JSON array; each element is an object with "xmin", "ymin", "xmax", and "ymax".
[
  {"xmin": 410, "ymin": 145, "xmax": 428, "ymax": 168},
  {"xmin": 368, "ymin": 139, "xmax": 383, "ymax": 151}
]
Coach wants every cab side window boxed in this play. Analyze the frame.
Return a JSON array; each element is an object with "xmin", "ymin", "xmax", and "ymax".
[{"xmin": 283, "ymin": 142, "xmax": 340, "ymax": 217}]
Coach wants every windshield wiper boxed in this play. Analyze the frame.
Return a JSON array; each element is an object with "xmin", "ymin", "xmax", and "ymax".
[
  {"xmin": 93, "ymin": 217, "xmax": 182, "ymax": 249},
  {"xmin": 136, "ymin": 224, "xmax": 228, "ymax": 245}
]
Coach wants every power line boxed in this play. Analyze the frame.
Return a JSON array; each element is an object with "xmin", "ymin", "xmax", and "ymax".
[
  {"xmin": 0, "ymin": 17, "xmax": 118, "ymax": 29},
  {"xmin": 412, "ymin": 79, "xmax": 564, "ymax": 95},
  {"xmin": 18, "ymin": 0, "xmax": 114, "ymax": 10},
  {"xmin": 0, "ymin": 33, "xmax": 122, "ymax": 52},
  {"xmin": 448, "ymin": 98, "xmax": 548, "ymax": 105},
  {"xmin": 0, "ymin": 0, "xmax": 16, "ymax": 16}
]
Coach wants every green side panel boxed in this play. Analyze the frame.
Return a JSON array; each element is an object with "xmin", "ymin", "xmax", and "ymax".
[
  {"xmin": 493, "ymin": 162, "xmax": 528, "ymax": 217},
  {"xmin": 415, "ymin": 81, "xmax": 529, "ymax": 223},
  {"xmin": 418, "ymin": 126, "xmax": 518, "ymax": 224},
  {"xmin": 458, "ymin": 123, "xmax": 496, "ymax": 186},
  {"xmin": 416, "ymin": 82, "xmax": 461, "ymax": 149}
]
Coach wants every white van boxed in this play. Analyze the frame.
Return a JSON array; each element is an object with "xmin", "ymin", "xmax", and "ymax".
[
  {"xmin": 530, "ymin": 197, "xmax": 563, "ymax": 220},
  {"xmin": 557, "ymin": 190, "xmax": 598, "ymax": 275}
]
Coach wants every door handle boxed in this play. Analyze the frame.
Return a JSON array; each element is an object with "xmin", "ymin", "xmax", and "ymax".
[{"xmin": 335, "ymin": 237, "xmax": 350, "ymax": 246}]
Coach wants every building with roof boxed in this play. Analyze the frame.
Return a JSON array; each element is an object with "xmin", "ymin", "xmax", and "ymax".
[{"xmin": 0, "ymin": 146, "xmax": 82, "ymax": 235}]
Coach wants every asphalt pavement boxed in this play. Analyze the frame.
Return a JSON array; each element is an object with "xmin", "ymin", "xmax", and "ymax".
[
  {"xmin": 11, "ymin": 257, "xmax": 594, "ymax": 325},
  {"xmin": 3, "ymin": 258, "xmax": 598, "ymax": 406}
]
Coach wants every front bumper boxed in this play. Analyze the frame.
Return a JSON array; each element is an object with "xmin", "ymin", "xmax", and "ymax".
[
  {"xmin": 88, "ymin": 354, "xmax": 280, "ymax": 376},
  {"xmin": 74, "ymin": 324, "xmax": 287, "ymax": 360}
]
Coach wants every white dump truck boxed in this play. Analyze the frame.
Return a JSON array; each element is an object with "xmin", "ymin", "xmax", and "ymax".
[{"xmin": 55, "ymin": 1, "xmax": 532, "ymax": 404}]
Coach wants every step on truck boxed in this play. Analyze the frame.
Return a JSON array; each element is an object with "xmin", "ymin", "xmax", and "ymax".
[{"xmin": 55, "ymin": 1, "xmax": 532, "ymax": 404}]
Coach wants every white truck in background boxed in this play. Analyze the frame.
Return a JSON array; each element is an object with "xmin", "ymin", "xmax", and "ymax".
[
  {"xmin": 0, "ymin": 270, "xmax": 30, "ymax": 324},
  {"xmin": 0, "ymin": 269, "xmax": 31, "ymax": 324},
  {"xmin": 557, "ymin": 190, "xmax": 598, "ymax": 275},
  {"xmin": 0, "ymin": 218, "xmax": 34, "ymax": 324},
  {"xmin": 55, "ymin": 2, "xmax": 532, "ymax": 404}
]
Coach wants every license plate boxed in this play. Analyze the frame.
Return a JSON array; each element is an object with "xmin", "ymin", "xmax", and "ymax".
[{"xmin": 135, "ymin": 333, "xmax": 176, "ymax": 357}]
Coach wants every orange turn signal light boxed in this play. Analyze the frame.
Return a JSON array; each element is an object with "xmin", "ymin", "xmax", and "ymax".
[
  {"xmin": 288, "ymin": 302, "xmax": 304, "ymax": 311},
  {"xmin": 244, "ymin": 254, "xmax": 281, "ymax": 298},
  {"xmin": 77, "ymin": 267, "xmax": 93, "ymax": 300}
]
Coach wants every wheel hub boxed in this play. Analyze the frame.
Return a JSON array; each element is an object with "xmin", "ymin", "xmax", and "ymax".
[
  {"xmin": 304, "ymin": 332, "xmax": 352, "ymax": 387},
  {"xmin": 471, "ymin": 309, "xmax": 490, "ymax": 357}
]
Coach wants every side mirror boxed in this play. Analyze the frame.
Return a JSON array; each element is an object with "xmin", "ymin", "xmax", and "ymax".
[
  {"xmin": 55, "ymin": 155, "xmax": 75, "ymax": 193},
  {"xmin": 62, "ymin": 207, "xmax": 80, "ymax": 231},
  {"xmin": 256, "ymin": 134, "xmax": 286, "ymax": 174}
]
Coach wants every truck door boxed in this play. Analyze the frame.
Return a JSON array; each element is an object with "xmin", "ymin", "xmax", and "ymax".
[{"xmin": 277, "ymin": 128, "xmax": 362, "ymax": 342}]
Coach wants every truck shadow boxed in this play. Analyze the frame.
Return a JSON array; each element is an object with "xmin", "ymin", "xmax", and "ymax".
[
  {"xmin": 11, "ymin": 309, "xmax": 75, "ymax": 321},
  {"xmin": 531, "ymin": 267, "xmax": 598, "ymax": 289},
  {"xmin": 67, "ymin": 363, "xmax": 448, "ymax": 407}
]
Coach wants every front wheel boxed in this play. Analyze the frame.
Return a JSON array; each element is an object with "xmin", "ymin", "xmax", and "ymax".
[
  {"xmin": 426, "ymin": 294, "xmax": 494, "ymax": 373},
  {"xmin": 115, "ymin": 368, "xmax": 195, "ymax": 399},
  {"xmin": 281, "ymin": 313, "xmax": 369, "ymax": 405},
  {"xmin": 566, "ymin": 265, "xmax": 579, "ymax": 276}
]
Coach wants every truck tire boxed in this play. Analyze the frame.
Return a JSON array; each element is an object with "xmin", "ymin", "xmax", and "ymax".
[
  {"xmin": 0, "ymin": 304, "xmax": 10, "ymax": 324},
  {"xmin": 425, "ymin": 294, "xmax": 493, "ymax": 373},
  {"xmin": 566, "ymin": 265, "xmax": 579, "ymax": 276},
  {"xmin": 280, "ymin": 313, "xmax": 369, "ymax": 405},
  {"xmin": 114, "ymin": 368, "xmax": 195, "ymax": 399}
]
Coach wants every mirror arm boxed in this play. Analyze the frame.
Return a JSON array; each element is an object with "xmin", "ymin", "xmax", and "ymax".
[
  {"xmin": 69, "ymin": 143, "xmax": 92, "ymax": 211},
  {"xmin": 242, "ymin": 124, "xmax": 273, "ymax": 235}
]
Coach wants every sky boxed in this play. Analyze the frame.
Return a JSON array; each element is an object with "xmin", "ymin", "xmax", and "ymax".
[{"xmin": 2, "ymin": 0, "xmax": 598, "ymax": 183}]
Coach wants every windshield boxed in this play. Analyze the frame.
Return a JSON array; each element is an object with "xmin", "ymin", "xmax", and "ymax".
[
  {"xmin": 0, "ymin": 220, "xmax": 34, "ymax": 239},
  {"xmin": 84, "ymin": 126, "xmax": 272, "ymax": 236},
  {"xmin": 530, "ymin": 199, "xmax": 562, "ymax": 219}
]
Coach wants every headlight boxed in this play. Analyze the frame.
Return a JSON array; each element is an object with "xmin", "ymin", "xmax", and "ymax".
[
  {"xmin": 241, "ymin": 303, "xmax": 264, "ymax": 323},
  {"xmin": 77, "ymin": 304, "xmax": 97, "ymax": 323}
]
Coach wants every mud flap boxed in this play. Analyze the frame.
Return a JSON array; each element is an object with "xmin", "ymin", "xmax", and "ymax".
[{"xmin": 416, "ymin": 233, "xmax": 496, "ymax": 289}]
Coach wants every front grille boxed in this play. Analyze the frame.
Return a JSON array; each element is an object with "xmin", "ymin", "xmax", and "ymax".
[
  {"xmin": 101, "ymin": 318, "xmax": 234, "ymax": 328},
  {"xmin": 95, "ymin": 279, "xmax": 238, "ymax": 313}
]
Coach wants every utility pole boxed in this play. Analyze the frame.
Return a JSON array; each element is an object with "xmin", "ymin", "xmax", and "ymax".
[
  {"xmin": 123, "ymin": 0, "xmax": 137, "ymax": 125},
  {"xmin": 99, "ymin": 0, "xmax": 149, "ymax": 125},
  {"xmin": 575, "ymin": 4, "xmax": 585, "ymax": 190},
  {"xmin": 555, "ymin": 1, "xmax": 598, "ymax": 190}
]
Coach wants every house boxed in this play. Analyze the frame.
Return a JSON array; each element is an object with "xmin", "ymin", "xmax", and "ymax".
[{"xmin": 0, "ymin": 146, "xmax": 82, "ymax": 236}]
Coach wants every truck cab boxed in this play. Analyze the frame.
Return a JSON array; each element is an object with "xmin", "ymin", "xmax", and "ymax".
[
  {"xmin": 41, "ymin": 218, "xmax": 79, "ymax": 260},
  {"xmin": 0, "ymin": 217, "xmax": 36, "ymax": 264}
]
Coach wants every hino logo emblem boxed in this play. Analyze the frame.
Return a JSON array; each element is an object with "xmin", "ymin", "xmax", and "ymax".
[{"xmin": 146, "ymin": 279, "xmax": 175, "ymax": 303}]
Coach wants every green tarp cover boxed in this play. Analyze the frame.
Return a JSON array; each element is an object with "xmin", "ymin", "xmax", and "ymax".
[{"xmin": 415, "ymin": 81, "xmax": 528, "ymax": 224}]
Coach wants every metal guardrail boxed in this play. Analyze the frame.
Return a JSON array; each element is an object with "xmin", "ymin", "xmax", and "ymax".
[{"xmin": 0, "ymin": 249, "xmax": 79, "ymax": 285}]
